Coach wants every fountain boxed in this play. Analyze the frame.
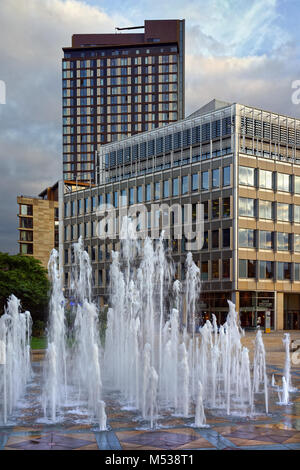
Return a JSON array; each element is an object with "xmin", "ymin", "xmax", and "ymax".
[
  {"xmin": 1, "ymin": 222, "xmax": 297, "ymax": 436},
  {"xmin": 0, "ymin": 295, "xmax": 32, "ymax": 424},
  {"xmin": 42, "ymin": 238, "xmax": 103, "ymax": 425},
  {"xmin": 104, "ymin": 219, "xmax": 269, "ymax": 427}
]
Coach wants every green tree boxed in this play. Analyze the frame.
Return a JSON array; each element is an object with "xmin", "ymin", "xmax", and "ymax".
[{"xmin": 0, "ymin": 252, "xmax": 49, "ymax": 324}]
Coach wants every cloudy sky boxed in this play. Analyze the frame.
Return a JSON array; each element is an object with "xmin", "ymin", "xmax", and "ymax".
[{"xmin": 0, "ymin": 0, "xmax": 299, "ymax": 254}]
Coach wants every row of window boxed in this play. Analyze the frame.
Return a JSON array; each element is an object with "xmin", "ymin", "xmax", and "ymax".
[
  {"xmin": 239, "ymin": 166, "xmax": 300, "ymax": 193},
  {"xmin": 64, "ymin": 221, "xmax": 231, "ymax": 252},
  {"xmin": 64, "ymin": 254, "xmax": 230, "ymax": 285},
  {"xmin": 239, "ymin": 197, "xmax": 300, "ymax": 222},
  {"xmin": 239, "ymin": 229, "xmax": 300, "ymax": 251},
  {"xmin": 240, "ymin": 116, "xmax": 300, "ymax": 146},
  {"xmin": 63, "ymin": 54, "xmax": 178, "ymax": 68},
  {"xmin": 239, "ymin": 260, "xmax": 300, "ymax": 281},
  {"xmin": 64, "ymin": 171, "xmax": 231, "ymax": 217},
  {"xmin": 105, "ymin": 120, "xmax": 233, "ymax": 167}
]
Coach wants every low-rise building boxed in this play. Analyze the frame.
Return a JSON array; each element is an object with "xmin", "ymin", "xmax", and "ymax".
[{"xmin": 61, "ymin": 99, "xmax": 300, "ymax": 330}]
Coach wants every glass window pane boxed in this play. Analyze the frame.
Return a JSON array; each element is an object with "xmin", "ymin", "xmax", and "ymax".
[
  {"xmin": 277, "ymin": 232, "xmax": 289, "ymax": 251},
  {"xmin": 239, "ymin": 198, "xmax": 255, "ymax": 217},
  {"xmin": 222, "ymin": 259, "xmax": 230, "ymax": 279},
  {"xmin": 259, "ymin": 200, "xmax": 272, "ymax": 219},
  {"xmin": 260, "ymin": 170, "xmax": 273, "ymax": 189},
  {"xmin": 163, "ymin": 180, "xmax": 169, "ymax": 198},
  {"xmin": 181, "ymin": 175, "xmax": 188, "ymax": 194},
  {"xmin": 146, "ymin": 184, "xmax": 151, "ymax": 201},
  {"xmin": 212, "ymin": 199, "xmax": 219, "ymax": 219},
  {"xmin": 173, "ymin": 177, "xmax": 179, "ymax": 196},
  {"xmin": 223, "ymin": 166, "xmax": 231, "ymax": 187},
  {"xmin": 239, "ymin": 259, "xmax": 247, "ymax": 278},
  {"xmin": 277, "ymin": 173, "xmax": 290, "ymax": 192},
  {"xmin": 223, "ymin": 228, "xmax": 230, "ymax": 248},
  {"xmin": 295, "ymin": 176, "xmax": 300, "ymax": 194},
  {"xmin": 260, "ymin": 231, "xmax": 273, "ymax": 250},
  {"xmin": 192, "ymin": 173, "xmax": 198, "ymax": 191},
  {"xmin": 212, "ymin": 230, "xmax": 219, "ymax": 248},
  {"xmin": 295, "ymin": 234, "xmax": 300, "ymax": 252},
  {"xmin": 212, "ymin": 169, "xmax": 220, "ymax": 188},
  {"xmin": 277, "ymin": 203, "xmax": 290, "ymax": 221},
  {"xmin": 239, "ymin": 228, "xmax": 255, "ymax": 248},
  {"xmin": 137, "ymin": 186, "xmax": 143, "ymax": 203},
  {"xmin": 201, "ymin": 171, "xmax": 209, "ymax": 190},
  {"xmin": 212, "ymin": 260, "xmax": 219, "ymax": 279},
  {"xmin": 239, "ymin": 166, "xmax": 254, "ymax": 186},
  {"xmin": 294, "ymin": 205, "xmax": 300, "ymax": 223}
]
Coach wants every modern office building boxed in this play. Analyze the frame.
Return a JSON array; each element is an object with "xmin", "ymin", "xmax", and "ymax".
[
  {"xmin": 62, "ymin": 19, "xmax": 185, "ymax": 183},
  {"xmin": 61, "ymin": 99, "xmax": 300, "ymax": 331},
  {"xmin": 17, "ymin": 183, "xmax": 59, "ymax": 268}
]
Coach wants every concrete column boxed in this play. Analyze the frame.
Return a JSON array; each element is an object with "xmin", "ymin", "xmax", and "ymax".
[{"xmin": 276, "ymin": 292, "xmax": 284, "ymax": 330}]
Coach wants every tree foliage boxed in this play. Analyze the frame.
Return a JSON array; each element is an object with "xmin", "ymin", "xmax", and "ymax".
[{"xmin": 0, "ymin": 252, "xmax": 49, "ymax": 323}]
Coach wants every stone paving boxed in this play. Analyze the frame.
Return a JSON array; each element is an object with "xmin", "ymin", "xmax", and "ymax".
[{"xmin": 0, "ymin": 331, "xmax": 300, "ymax": 451}]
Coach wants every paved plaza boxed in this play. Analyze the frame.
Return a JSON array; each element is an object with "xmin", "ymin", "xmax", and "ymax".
[{"xmin": 0, "ymin": 331, "xmax": 299, "ymax": 451}]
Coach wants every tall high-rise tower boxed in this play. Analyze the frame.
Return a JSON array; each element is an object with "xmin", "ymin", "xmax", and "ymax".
[{"xmin": 62, "ymin": 19, "xmax": 185, "ymax": 183}]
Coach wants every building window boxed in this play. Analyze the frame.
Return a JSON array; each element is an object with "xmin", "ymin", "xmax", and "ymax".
[
  {"xmin": 129, "ymin": 188, "xmax": 134, "ymax": 205},
  {"xmin": 192, "ymin": 173, "xmax": 198, "ymax": 191},
  {"xmin": 294, "ymin": 205, "xmax": 300, "ymax": 223},
  {"xmin": 277, "ymin": 173, "xmax": 290, "ymax": 192},
  {"xmin": 20, "ymin": 204, "xmax": 33, "ymax": 216},
  {"xmin": 182, "ymin": 175, "xmax": 188, "ymax": 194},
  {"xmin": 98, "ymin": 269, "xmax": 103, "ymax": 286},
  {"xmin": 239, "ymin": 229, "xmax": 255, "ymax": 248},
  {"xmin": 201, "ymin": 171, "xmax": 209, "ymax": 190},
  {"xmin": 20, "ymin": 217, "xmax": 33, "ymax": 229},
  {"xmin": 223, "ymin": 166, "xmax": 231, "ymax": 187},
  {"xmin": 163, "ymin": 180, "xmax": 169, "ymax": 198},
  {"xmin": 260, "ymin": 231, "xmax": 273, "ymax": 250},
  {"xmin": 259, "ymin": 200, "xmax": 272, "ymax": 219},
  {"xmin": 223, "ymin": 198, "xmax": 230, "ymax": 218},
  {"xmin": 277, "ymin": 203, "xmax": 290, "ymax": 222},
  {"xmin": 239, "ymin": 259, "xmax": 256, "ymax": 278},
  {"xmin": 146, "ymin": 184, "xmax": 151, "ymax": 202},
  {"xmin": 294, "ymin": 234, "xmax": 300, "ymax": 252},
  {"xmin": 173, "ymin": 177, "xmax": 179, "ymax": 196},
  {"xmin": 295, "ymin": 175, "xmax": 300, "ymax": 194},
  {"xmin": 212, "ymin": 199, "xmax": 219, "ymax": 219},
  {"xmin": 20, "ymin": 243, "xmax": 33, "ymax": 255},
  {"xmin": 212, "ymin": 230, "xmax": 219, "ymax": 249},
  {"xmin": 64, "ymin": 202, "xmax": 69, "ymax": 217},
  {"xmin": 201, "ymin": 261, "xmax": 208, "ymax": 280},
  {"xmin": 239, "ymin": 166, "xmax": 255, "ymax": 186},
  {"xmin": 295, "ymin": 263, "xmax": 300, "ymax": 281},
  {"xmin": 114, "ymin": 191, "xmax": 118, "ymax": 208},
  {"xmin": 212, "ymin": 168, "xmax": 220, "ymax": 188},
  {"xmin": 239, "ymin": 197, "xmax": 255, "ymax": 217},
  {"xmin": 202, "ymin": 231, "xmax": 208, "ymax": 250},
  {"xmin": 277, "ymin": 232, "xmax": 289, "ymax": 251},
  {"xmin": 277, "ymin": 262, "xmax": 291, "ymax": 280},
  {"xmin": 20, "ymin": 230, "xmax": 33, "ymax": 242},
  {"xmin": 259, "ymin": 261, "xmax": 273, "ymax": 279},
  {"xmin": 137, "ymin": 186, "xmax": 143, "ymax": 203},
  {"xmin": 222, "ymin": 259, "xmax": 230, "ymax": 279},
  {"xmin": 154, "ymin": 182, "xmax": 160, "ymax": 200},
  {"xmin": 259, "ymin": 169, "xmax": 273, "ymax": 189},
  {"xmin": 222, "ymin": 228, "xmax": 230, "ymax": 248},
  {"xmin": 212, "ymin": 260, "xmax": 219, "ymax": 279}
]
